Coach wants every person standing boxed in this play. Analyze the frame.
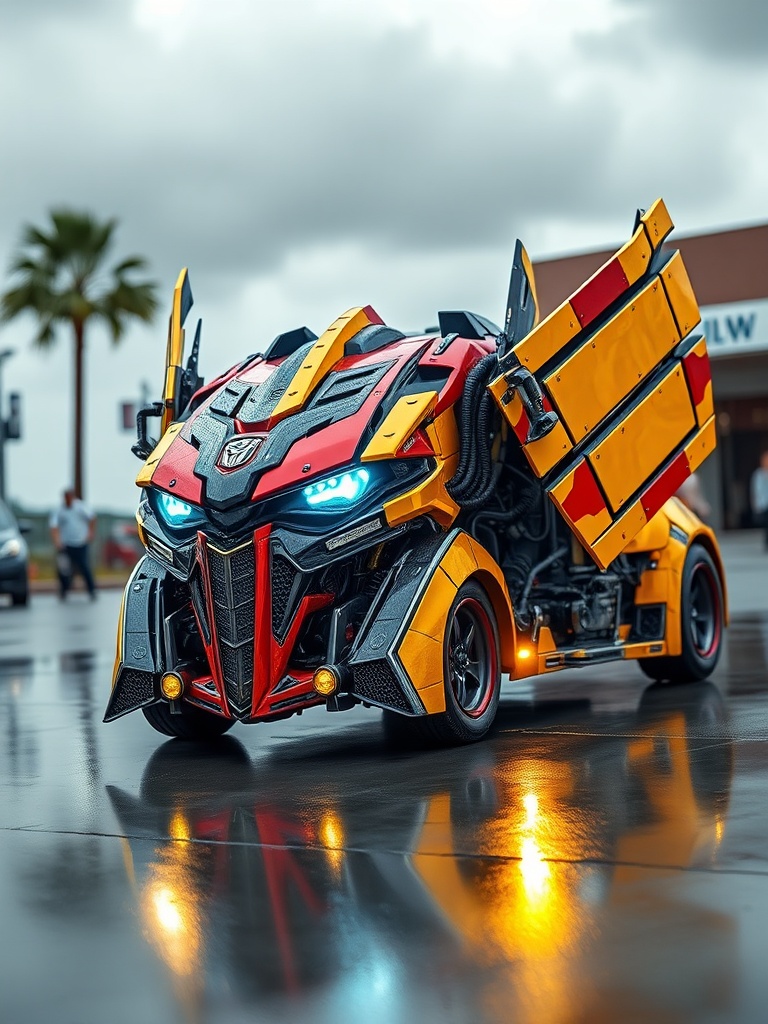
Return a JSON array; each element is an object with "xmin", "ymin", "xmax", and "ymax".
[
  {"xmin": 50, "ymin": 489, "xmax": 97, "ymax": 599},
  {"xmin": 751, "ymin": 450, "xmax": 768, "ymax": 551}
]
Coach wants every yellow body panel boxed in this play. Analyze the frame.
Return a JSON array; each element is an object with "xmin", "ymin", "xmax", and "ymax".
[
  {"xmin": 439, "ymin": 536, "xmax": 479, "ymax": 589},
  {"xmin": 383, "ymin": 461, "xmax": 459, "ymax": 529},
  {"xmin": 616, "ymin": 224, "xmax": 652, "ymax": 284},
  {"xmin": 398, "ymin": 629, "xmax": 445, "ymax": 693},
  {"xmin": 508, "ymin": 301, "xmax": 579, "ymax": 374},
  {"xmin": 544, "ymin": 278, "xmax": 681, "ymax": 443},
  {"xmin": 640, "ymin": 197, "xmax": 674, "ymax": 250},
  {"xmin": 661, "ymin": 250, "xmax": 701, "ymax": 338},
  {"xmin": 136, "ymin": 422, "xmax": 184, "ymax": 488},
  {"xmin": 588, "ymin": 367, "xmax": 695, "ymax": 512},
  {"xmin": 424, "ymin": 408, "xmax": 459, "ymax": 458},
  {"xmin": 623, "ymin": 511, "xmax": 674, "ymax": 555},
  {"xmin": 631, "ymin": 498, "xmax": 728, "ymax": 656},
  {"xmin": 161, "ymin": 269, "xmax": 189, "ymax": 435},
  {"xmin": 418, "ymin": 681, "xmax": 448, "ymax": 715},
  {"xmin": 361, "ymin": 391, "xmax": 437, "ymax": 461},
  {"xmin": 270, "ymin": 306, "xmax": 378, "ymax": 422}
]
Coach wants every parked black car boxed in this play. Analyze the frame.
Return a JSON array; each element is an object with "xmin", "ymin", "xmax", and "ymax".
[{"xmin": 0, "ymin": 501, "xmax": 29, "ymax": 606}]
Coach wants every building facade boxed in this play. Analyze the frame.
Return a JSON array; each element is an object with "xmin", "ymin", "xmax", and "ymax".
[{"xmin": 533, "ymin": 222, "xmax": 768, "ymax": 530}]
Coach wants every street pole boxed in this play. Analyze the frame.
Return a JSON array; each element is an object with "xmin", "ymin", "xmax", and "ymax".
[{"xmin": 0, "ymin": 349, "xmax": 15, "ymax": 503}]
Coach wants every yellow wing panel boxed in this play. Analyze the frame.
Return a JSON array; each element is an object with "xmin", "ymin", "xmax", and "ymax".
[
  {"xmin": 507, "ymin": 301, "xmax": 580, "ymax": 374},
  {"xmin": 544, "ymin": 277, "xmax": 680, "ymax": 443},
  {"xmin": 686, "ymin": 415, "xmax": 717, "ymax": 472},
  {"xmin": 616, "ymin": 224, "xmax": 653, "ymax": 284},
  {"xmin": 549, "ymin": 461, "xmax": 613, "ymax": 548},
  {"xmin": 640, "ymin": 198, "xmax": 674, "ymax": 250},
  {"xmin": 587, "ymin": 367, "xmax": 696, "ymax": 513},
  {"xmin": 591, "ymin": 499, "xmax": 649, "ymax": 569},
  {"xmin": 661, "ymin": 250, "xmax": 701, "ymax": 338},
  {"xmin": 361, "ymin": 391, "xmax": 437, "ymax": 461}
]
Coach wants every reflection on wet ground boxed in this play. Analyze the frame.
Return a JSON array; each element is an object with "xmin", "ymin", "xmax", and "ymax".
[{"xmin": 1, "ymin": 594, "xmax": 768, "ymax": 1023}]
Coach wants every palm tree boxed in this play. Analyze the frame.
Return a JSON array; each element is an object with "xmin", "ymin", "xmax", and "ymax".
[{"xmin": 1, "ymin": 209, "xmax": 158, "ymax": 498}]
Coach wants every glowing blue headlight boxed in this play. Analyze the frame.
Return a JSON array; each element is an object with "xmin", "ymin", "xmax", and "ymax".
[
  {"xmin": 303, "ymin": 469, "xmax": 370, "ymax": 508},
  {"xmin": 156, "ymin": 490, "xmax": 200, "ymax": 527}
]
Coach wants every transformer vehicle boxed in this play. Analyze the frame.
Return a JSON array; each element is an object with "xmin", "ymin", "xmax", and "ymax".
[{"xmin": 105, "ymin": 198, "xmax": 726, "ymax": 744}]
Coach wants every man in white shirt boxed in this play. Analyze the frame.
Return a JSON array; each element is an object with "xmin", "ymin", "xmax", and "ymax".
[{"xmin": 50, "ymin": 489, "xmax": 97, "ymax": 599}]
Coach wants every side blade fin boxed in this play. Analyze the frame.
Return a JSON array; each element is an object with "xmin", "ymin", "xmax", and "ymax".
[{"xmin": 498, "ymin": 240, "xmax": 539, "ymax": 359}]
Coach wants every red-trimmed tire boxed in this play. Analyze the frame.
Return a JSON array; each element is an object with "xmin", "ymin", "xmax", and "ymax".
[
  {"xmin": 142, "ymin": 701, "xmax": 236, "ymax": 740},
  {"xmin": 384, "ymin": 579, "xmax": 501, "ymax": 746},
  {"xmin": 639, "ymin": 543, "xmax": 724, "ymax": 684}
]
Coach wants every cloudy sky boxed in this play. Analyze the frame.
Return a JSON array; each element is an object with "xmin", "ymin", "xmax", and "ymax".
[{"xmin": 0, "ymin": 0, "xmax": 765, "ymax": 514}]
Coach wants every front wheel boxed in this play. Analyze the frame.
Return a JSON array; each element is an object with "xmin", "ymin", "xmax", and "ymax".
[
  {"xmin": 385, "ymin": 579, "xmax": 501, "ymax": 746},
  {"xmin": 639, "ymin": 542, "xmax": 724, "ymax": 684},
  {"xmin": 142, "ymin": 701, "xmax": 236, "ymax": 740}
]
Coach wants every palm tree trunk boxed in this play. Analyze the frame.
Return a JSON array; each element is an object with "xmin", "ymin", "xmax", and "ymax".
[{"xmin": 73, "ymin": 319, "xmax": 85, "ymax": 498}]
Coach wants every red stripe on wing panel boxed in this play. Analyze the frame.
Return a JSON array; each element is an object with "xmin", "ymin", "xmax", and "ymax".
[
  {"xmin": 570, "ymin": 258, "xmax": 630, "ymax": 329},
  {"xmin": 641, "ymin": 452, "xmax": 691, "ymax": 520}
]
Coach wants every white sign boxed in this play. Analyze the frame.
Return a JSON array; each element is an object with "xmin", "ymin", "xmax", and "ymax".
[{"xmin": 700, "ymin": 297, "xmax": 768, "ymax": 359}]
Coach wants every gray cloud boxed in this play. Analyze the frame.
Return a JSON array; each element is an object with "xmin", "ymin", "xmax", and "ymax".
[
  {"xmin": 0, "ymin": 1, "xmax": 742, "ymax": 308},
  {"xmin": 616, "ymin": 0, "xmax": 768, "ymax": 59}
]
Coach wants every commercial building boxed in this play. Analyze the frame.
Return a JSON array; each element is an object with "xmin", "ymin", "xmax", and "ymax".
[{"xmin": 533, "ymin": 222, "xmax": 768, "ymax": 529}]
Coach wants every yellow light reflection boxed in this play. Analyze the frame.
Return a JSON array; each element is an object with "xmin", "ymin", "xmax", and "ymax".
[
  {"xmin": 141, "ymin": 820, "xmax": 203, "ymax": 981},
  {"xmin": 318, "ymin": 810, "xmax": 345, "ymax": 875},
  {"xmin": 153, "ymin": 886, "xmax": 184, "ymax": 935},
  {"xmin": 519, "ymin": 835, "xmax": 551, "ymax": 901},
  {"xmin": 169, "ymin": 809, "xmax": 192, "ymax": 842}
]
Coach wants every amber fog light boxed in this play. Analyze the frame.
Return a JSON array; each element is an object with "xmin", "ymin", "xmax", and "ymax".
[
  {"xmin": 313, "ymin": 666, "xmax": 340, "ymax": 696},
  {"xmin": 161, "ymin": 671, "xmax": 185, "ymax": 700}
]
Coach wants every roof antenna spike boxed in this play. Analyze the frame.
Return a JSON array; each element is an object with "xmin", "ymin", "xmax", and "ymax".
[{"xmin": 178, "ymin": 317, "xmax": 204, "ymax": 413}]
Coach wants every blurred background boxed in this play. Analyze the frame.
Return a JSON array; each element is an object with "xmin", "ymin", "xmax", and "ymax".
[{"xmin": 0, "ymin": 0, "xmax": 765, "ymax": 582}]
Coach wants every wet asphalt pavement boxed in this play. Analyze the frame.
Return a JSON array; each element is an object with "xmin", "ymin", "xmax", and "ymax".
[{"xmin": 1, "ymin": 534, "xmax": 768, "ymax": 1024}]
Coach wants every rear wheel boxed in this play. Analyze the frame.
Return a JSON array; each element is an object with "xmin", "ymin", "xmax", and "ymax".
[
  {"xmin": 11, "ymin": 588, "xmax": 28, "ymax": 607},
  {"xmin": 385, "ymin": 579, "xmax": 501, "ymax": 746},
  {"xmin": 639, "ymin": 542, "xmax": 724, "ymax": 684},
  {"xmin": 142, "ymin": 701, "xmax": 235, "ymax": 740}
]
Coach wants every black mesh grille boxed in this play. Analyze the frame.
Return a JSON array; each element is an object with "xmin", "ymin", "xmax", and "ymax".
[
  {"xmin": 104, "ymin": 669, "xmax": 155, "ymax": 721},
  {"xmin": 351, "ymin": 660, "xmax": 412, "ymax": 713},
  {"xmin": 206, "ymin": 541, "xmax": 255, "ymax": 715},
  {"xmin": 271, "ymin": 554, "xmax": 296, "ymax": 636}
]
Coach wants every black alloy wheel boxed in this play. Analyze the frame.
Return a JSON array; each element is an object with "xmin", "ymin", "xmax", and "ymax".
[{"xmin": 640, "ymin": 542, "xmax": 724, "ymax": 684}]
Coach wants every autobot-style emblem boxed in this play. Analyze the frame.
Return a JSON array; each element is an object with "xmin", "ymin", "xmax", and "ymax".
[{"xmin": 216, "ymin": 435, "xmax": 264, "ymax": 470}]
